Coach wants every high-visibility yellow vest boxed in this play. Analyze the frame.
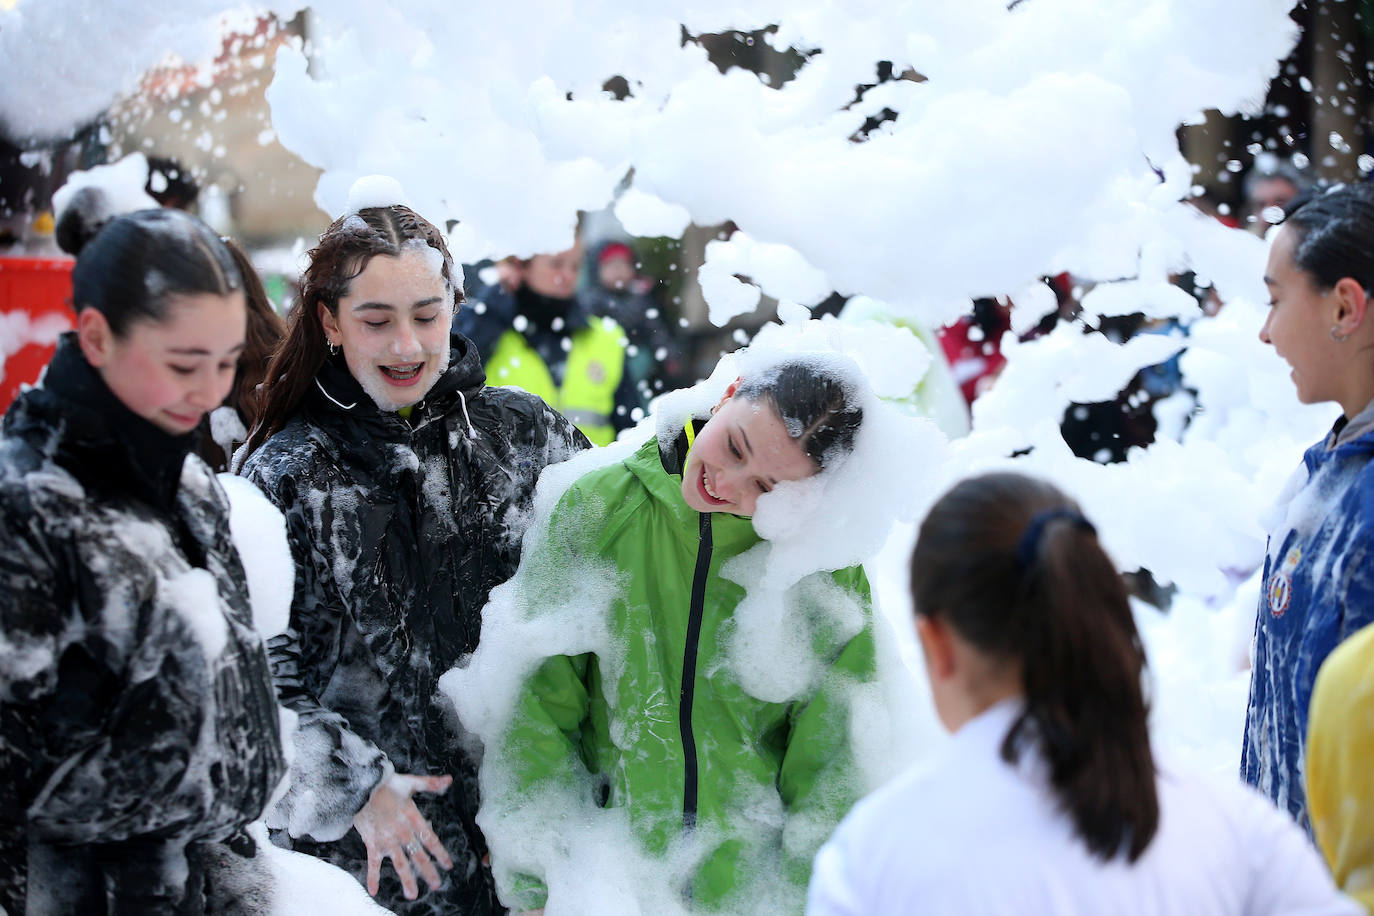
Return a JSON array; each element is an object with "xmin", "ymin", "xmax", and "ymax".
[{"xmin": 486, "ymin": 317, "xmax": 626, "ymax": 445}]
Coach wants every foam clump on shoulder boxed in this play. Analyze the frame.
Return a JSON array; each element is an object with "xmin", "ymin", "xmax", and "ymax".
[
  {"xmin": 218, "ymin": 473, "xmax": 293, "ymax": 639},
  {"xmin": 341, "ymin": 174, "xmax": 412, "ymax": 216}
]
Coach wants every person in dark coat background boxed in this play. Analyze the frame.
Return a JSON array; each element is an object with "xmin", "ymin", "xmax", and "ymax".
[
  {"xmin": 456, "ymin": 240, "xmax": 640, "ymax": 445},
  {"xmin": 241, "ymin": 202, "xmax": 587, "ymax": 915},
  {"xmin": 0, "ymin": 208, "xmax": 286, "ymax": 914},
  {"xmin": 581, "ymin": 238, "xmax": 686, "ymax": 400}
]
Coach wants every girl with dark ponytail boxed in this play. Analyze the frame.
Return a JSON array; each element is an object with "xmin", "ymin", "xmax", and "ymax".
[
  {"xmin": 0, "ymin": 208, "xmax": 286, "ymax": 914},
  {"xmin": 808, "ymin": 472, "xmax": 1357, "ymax": 915}
]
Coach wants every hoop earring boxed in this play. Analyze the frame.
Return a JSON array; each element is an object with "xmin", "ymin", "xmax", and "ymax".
[
  {"xmin": 327, "ymin": 340, "xmax": 340, "ymax": 356},
  {"xmin": 1331, "ymin": 326, "xmax": 1350, "ymax": 343}
]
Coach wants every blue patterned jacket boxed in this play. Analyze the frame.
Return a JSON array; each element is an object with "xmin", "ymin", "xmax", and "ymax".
[{"xmin": 1242, "ymin": 401, "xmax": 1374, "ymax": 828}]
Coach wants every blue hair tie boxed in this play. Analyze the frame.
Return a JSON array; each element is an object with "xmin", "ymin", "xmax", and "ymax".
[{"xmin": 1016, "ymin": 507, "xmax": 1096, "ymax": 570}]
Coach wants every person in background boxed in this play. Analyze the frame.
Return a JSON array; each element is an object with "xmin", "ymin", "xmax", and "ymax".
[
  {"xmin": 808, "ymin": 471, "xmax": 1358, "ymax": 916},
  {"xmin": 1307, "ymin": 620, "xmax": 1374, "ymax": 913},
  {"xmin": 241, "ymin": 203, "xmax": 587, "ymax": 914},
  {"xmin": 1241, "ymin": 182, "xmax": 1374, "ymax": 828},
  {"xmin": 0, "ymin": 208, "xmax": 286, "ymax": 914},
  {"xmin": 582, "ymin": 238, "xmax": 685, "ymax": 402},
  {"xmin": 1243, "ymin": 154, "xmax": 1307, "ymax": 237},
  {"xmin": 483, "ymin": 357, "xmax": 880, "ymax": 914},
  {"xmin": 456, "ymin": 238, "xmax": 638, "ymax": 445},
  {"xmin": 145, "ymin": 156, "xmax": 201, "ymax": 212}
]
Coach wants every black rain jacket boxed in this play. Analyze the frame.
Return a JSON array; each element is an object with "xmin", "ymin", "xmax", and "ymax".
[
  {"xmin": 240, "ymin": 332, "xmax": 587, "ymax": 915},
  {"xmin": 0, "ymin": 335, "xmax": 286, "ymax": 915}
]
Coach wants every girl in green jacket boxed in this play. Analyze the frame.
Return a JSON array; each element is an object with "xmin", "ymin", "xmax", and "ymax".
[{"xmin": 450, "ymin": 355, "xmax": 893, "ymax": 915}]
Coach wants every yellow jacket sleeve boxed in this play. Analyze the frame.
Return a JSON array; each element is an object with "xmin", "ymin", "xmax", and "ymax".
[{"xmin": 1307, "ymin": 620, "xmax": 1374, "ymax": 913}]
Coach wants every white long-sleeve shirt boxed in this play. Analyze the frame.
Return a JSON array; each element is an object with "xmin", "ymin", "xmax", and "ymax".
[{"xmin": 808, "ymin": 701, "xmax": 1359, "ymax": 916}]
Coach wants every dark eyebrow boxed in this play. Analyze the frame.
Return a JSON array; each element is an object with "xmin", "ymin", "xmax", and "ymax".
[
  {"xmin": 168, "ymin": 343, "xmax": 246, "ymax": 356},
  {"xmin": 352, "ymin": 297, "xmax": 444, "ymax": 313},
  {"xmin": 1263, "ymin": 275, "xmax": 1276, "ymax": 286}
]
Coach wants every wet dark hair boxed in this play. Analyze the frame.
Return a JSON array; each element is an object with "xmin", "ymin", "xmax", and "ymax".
[
  {"xmin": 911, "ymin": 471, "xmax": 1158, "ymax": 863},
  {"xmin": 1281, "ymin": 182, "xmax": 1374, "ymax": 294},
  {"xmin": 735, "ymin": 361, "xmax": 863, "ymax": 470},
  {"xmin": 245, "ymin": 205, "xmax": 460, "ymax": 456},
  {"xmin": 59, "ymin": 206, "xmax": 242, "ymax": 338},
  {"xmin": 144, "ymin": 156, "xmax": 200, "ymax": 210},
  {"xmin": 196, "ymin": 240, "xmax": 287, "ymax": 471}
]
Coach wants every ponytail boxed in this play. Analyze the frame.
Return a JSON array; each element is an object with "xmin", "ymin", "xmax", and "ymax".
[{"xmin": 911, "ymin": 472, "xmax": 1158, "ymax": 862}]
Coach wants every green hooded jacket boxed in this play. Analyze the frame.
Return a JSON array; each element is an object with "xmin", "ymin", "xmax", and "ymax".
[{"xmin": 490, "ymin": 425, "xmax": 876, "ymax": 913}]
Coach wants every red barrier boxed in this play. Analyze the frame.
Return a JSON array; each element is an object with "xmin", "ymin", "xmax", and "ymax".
[{"xmin": 0, "ymin": 257, "xmax": 76, "ymax": 413}]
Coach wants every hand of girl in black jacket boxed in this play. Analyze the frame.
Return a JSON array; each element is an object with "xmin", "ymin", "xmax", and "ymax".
[{"xmin": 353, "ymin": 771, "xmax": 455, "ymax": 900}]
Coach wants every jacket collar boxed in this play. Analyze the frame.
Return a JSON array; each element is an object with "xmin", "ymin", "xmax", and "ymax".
[
  {"xmin": 514, "ymin": 285, "xmax": 592, "ymax": 336},
  {"xmin": 1329, "ymin": 396, "xmax": 1374, "ymax": 450},
  {"xmin": 5, "ymin": 333, "xmax": 197, "ymax": 513}
]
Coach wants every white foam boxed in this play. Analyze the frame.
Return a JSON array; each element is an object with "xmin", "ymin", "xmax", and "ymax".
[
  {"xmin": 342, "ymin": 174, "xmax": 412, "ymax": 216},
  {"xmin": 51, "ymin": 154, "xmax": 159, "ymax": 231},
  {"xmin": 219, "ymin": 473, "xmax": 293, "ymax": 638}
]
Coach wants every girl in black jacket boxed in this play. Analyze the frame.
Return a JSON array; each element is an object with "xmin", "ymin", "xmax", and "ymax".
[
  {"xmin": 241, "ymin": 204, "xmax": 587, "ymax": 915},
  {"xmin": 0, "ymin": 208, "xmax": 286, "ymax": 914}
]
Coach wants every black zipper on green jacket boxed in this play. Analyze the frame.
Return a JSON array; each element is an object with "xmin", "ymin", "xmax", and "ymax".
[{"xmin": 679, "ymin": 511, "xmax": 712, "ymax": 831}]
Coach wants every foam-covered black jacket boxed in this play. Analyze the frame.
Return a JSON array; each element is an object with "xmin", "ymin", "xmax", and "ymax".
[
  {"xmin": 0, "ymin": 335, "xmax": 286, "ymax": 915},
  {"xmin": 240, "ymin": 333, "xmax": 587, "ymax": 915}
]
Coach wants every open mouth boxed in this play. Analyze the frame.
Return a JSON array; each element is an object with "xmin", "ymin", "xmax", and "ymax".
[
  {"xmin": 699, "ymin": 466, "xmax": 729, "ymax": 506},
  {"xmin": 380, "ymin": 363, "xmax": 425, "ymax": 385}
]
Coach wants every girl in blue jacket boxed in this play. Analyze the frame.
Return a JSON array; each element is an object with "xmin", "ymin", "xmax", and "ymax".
[{"xmin": 1242, "ymin": 182, "xmax": 1374, "ymax": 827}]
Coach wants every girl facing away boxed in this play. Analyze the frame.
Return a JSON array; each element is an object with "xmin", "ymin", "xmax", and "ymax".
[
  {"xmin": 808, "ymin": 471, "xmax": 1357, "ymax": 915},
  {"xmin": 239, "ymin": 203, "xmax": 587, "ymax": 914},
  {"xmin": 460, "ymin": 354, "xmax": 893, "ymax": 914},
  {"xmin": 0, "ymin": 209, "xmax": 286, "ymax": 914},
  {"xmin": 1243, "ymin": 181, "xmax": 1374, "ymax": 828}
]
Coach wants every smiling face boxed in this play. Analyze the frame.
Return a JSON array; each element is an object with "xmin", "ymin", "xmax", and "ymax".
[
  {"xmin": 321, "ymin": 248, "xmax": 453, "ymax": 410},
  {"xmin": 1261, "ymin": 224, "xmax": 1342, "ymax": 406},
  {"xmin": 680, "ymin": 382, "xmax": 817, "ymax": 517},
  {"xmin": 81, "ymin": 290, "xmax": 247, "ymax": 436}
]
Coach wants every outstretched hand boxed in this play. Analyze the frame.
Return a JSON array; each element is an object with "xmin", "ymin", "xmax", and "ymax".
[{"xmin": 353, "ymin": 771, "xmax": 455, "ymax": 900}]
